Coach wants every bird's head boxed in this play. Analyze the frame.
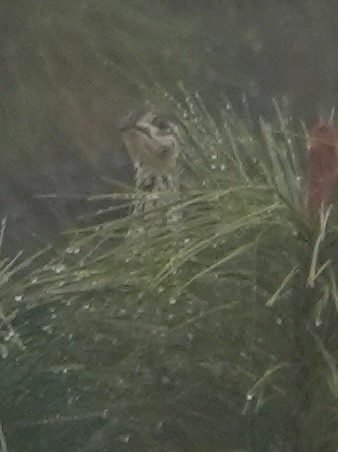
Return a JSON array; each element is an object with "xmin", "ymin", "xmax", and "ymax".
[{"xmin": 119, "ymin": 108, "xmax": 180, "ymax": 174}]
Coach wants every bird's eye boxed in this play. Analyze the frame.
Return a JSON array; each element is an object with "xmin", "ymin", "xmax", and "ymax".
[{"xmin": 152, "ymin": 116, "xmax": 171, "ymax": 132}]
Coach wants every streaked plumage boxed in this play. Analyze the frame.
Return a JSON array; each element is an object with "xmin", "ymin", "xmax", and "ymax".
[{"xmin": 120, "ymin": 108, "xmax": 180, "ymax": 217}]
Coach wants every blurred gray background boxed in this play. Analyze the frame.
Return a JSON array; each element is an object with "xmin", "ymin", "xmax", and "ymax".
[{"xmin": 1, "ymin": 0, "xmax": 338, "ymax": 253}]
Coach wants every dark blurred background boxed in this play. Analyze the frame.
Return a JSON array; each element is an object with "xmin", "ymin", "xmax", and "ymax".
[{"xmin": 1, "ymin": 0, "xmax": 338, "ymax": 254}]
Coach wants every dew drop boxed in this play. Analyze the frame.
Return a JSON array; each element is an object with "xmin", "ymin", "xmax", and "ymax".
[
  {"xmin": 54, "ymin": 264, "xmax": 66, "ymax": 274},
  {"xmin": 0, "ymin": 344, "xmax": 8, "ymax": 359},
  {"xmin": 116, "ymin": 376, "xmax": 124, "ymax": 386},
  {"xmin": 66, "ymin": 247, "xmax": 80, "ymax": 255},
  {"xmin": 4, "ymin": 330, "xmax": 14, "ymax": 342},
  {"xmin": 42, "ymin": 325, "xmax": 54, "ymax": 335},
  {"xmin": 156, "ymin": 420, "xmax": 164, "ymax": 430},
  {"xmin": 119, "ymin": 434, "xmax": 131, "ymax": 444},
  {"xmin": 187, "ymin": 333, "xmax": 194, "ymax": 341}
]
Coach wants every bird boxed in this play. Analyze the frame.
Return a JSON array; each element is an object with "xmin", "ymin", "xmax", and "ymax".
[{"xmin": 119, "ymin": 107, "xmax": 180, "ymax": 220}]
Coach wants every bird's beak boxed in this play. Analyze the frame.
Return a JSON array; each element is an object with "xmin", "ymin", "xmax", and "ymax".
[
  {"xmin": 118, "ymin": 122, "xmax": 150, "ymax": 138},
  {"xmin": 133, "ymin": 125, "xmax": 151, "ymax": 138}
]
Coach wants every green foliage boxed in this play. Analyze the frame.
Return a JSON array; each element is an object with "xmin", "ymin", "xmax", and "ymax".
[
  {"xmin": 0, "ymin": 218, "xmax": 36, "ymax": 358},
  {"xmin": 2, "ymin": 91, "xmax": 338, "ymax": 451}
]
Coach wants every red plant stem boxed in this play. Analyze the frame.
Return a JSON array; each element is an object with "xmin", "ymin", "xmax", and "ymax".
[{"xmin": 305, "ymin": 121, "xmax": 337, "ymax": 217}]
